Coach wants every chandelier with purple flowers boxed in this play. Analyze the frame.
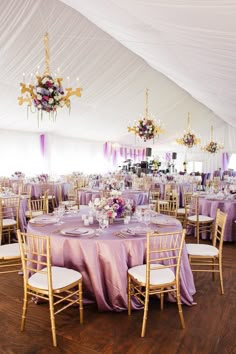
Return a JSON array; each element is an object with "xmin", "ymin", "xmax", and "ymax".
[
  {"xmin": 201, "ymin": 126, "xmax": 224, "ymax": 153},
  {"xmin": 18, "ymin": 33, "xmax": 82, "ymax": 124},
  {"xmin": 127, "ymin": 88, "xmax": 164, "ymax": 142},
  {"xmin": 176, "ymin": 112, "xmax": 200, "ymax": 148}
]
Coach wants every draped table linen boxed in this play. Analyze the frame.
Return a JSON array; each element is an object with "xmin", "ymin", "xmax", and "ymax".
[
  {"xmin": 27, "ymin": 206, "xmax": 195, "ymax": 311},
  {"xmin": 199, "ymin": 196, "xmax": 236, "ymax": 242}
]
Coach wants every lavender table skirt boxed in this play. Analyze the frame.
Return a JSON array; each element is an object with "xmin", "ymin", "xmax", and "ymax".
[
  {"xmin": 79, "ymin": 189, "xmax": 149, "ymax": 206},
  {"xmin": 27, "ymin": 207, "xmax": 195, "ymax": 311},
  {"xmin": 199, "ymin": 197, "xmax": 236, "ymax": 241}
]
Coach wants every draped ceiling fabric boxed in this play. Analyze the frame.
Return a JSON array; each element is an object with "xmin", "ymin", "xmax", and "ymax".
[{"xmin": 0, "ymin": 0, "xmax": 235, "ymax": 154}]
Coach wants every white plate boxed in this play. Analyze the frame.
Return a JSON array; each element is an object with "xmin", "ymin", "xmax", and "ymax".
[
  {"xmin": 151, "ymin": 217, "xmax": 178, "ymax": 226},
  {"xmin": 60, "ymin": 227, "xmax": 94, "ymax": 237},
  {"xmin": 30, "ymin": 217, "xmax": 58, "ymax": 225}
]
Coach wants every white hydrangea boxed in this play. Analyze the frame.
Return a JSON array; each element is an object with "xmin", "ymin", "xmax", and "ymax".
[
  {"xmin": 48, "ymin": 98, "xmax": 54, "ymax": 104},
  {"xmin": 37, "ymin": 94, "xmax": 42, "ymax": 100}
]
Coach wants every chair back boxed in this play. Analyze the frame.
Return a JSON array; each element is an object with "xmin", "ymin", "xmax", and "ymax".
[
  {"xmin": 213, "ymin": 209, "xmax": 227, "ymax": 249},
  {"xmin": 0, "ymin": 196, "xmax": 20, "ymax": 225},
  {"xmin": 157, "ymin": 198, "xmax": 178, "ymax": 217},
  {"xmin": 17, "ymin": 231, "xmax": 53, "ymax": 292},
  {"xmin": 27, "ymin": 193, "xmax": 48, "ymax": 218},
  {"xmin": 188, "ymin": 195, "xmax": 199, "ymax": 220},
  {"xmin": 146, "ymin": 230, "xmax": 186, "ymax": 285}
]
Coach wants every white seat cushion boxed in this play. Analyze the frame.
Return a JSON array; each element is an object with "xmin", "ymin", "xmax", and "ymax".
[
  {"xmin": 177, "ymin": 208, "xmax": 185, "ymax": 214},
  {"xmin": 186, "ymin": 243, "xmax": 219, "ymax": 257},
  {"xmin": 28, "ymin": 266, "xmax": 82, "ymax": 290},
  {"xmin": 188, "ymin": 215, "xmax": 214, "ymax": 223},
  {"xmin": 128, "ymin": 263, "xmax": 175, "ymax": 286},
  {"xmin": 3, "ymin": 219, "xmax": 16, "ymax": 227},
  {"xmin": 0, "ymin": 243, "xmax": 20, "ymax": 258},
  {"xmin": 25, "ymin": 210, "xmax": 44, "ymax": 217},
  {"xmin": 159, "ymin": 201, "xmax": 169, "ymax": 205}
]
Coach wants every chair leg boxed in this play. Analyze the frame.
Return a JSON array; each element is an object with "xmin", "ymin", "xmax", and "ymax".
[
  {"xmin": 212, "ymin": 259, "xmax": 215, "ymax": 281},
  {"xmin": 127, "ymin": 275, "xmax": 131, "ymax": 316},
  {"xmin": 160, "ymin": 290, "xmax": 164, "ymax": 311},
  {"xmin": 196, "ymin": 223, "xmax": 200, "ymax": 244},
  {"xmin": 78, "ymin": 282, "xmax": 83, "ymax": 324},
  {"xmin": 176, "ymin": 290, "xmax": 185, "ymax": 329},
  {"xmin": 219, "ymin": 257, "xmax": 224, "ymax": 295},
  {"xmin": 141, "ymin": 289, "xmax": 149, "ymax": 337},
  {"xmin": 21, "ymin": 287, "xmax": 28, "ymax": 331},
  {"xmin": 48, "ymin": 293, "xmax": 57, "ymax": 347}
]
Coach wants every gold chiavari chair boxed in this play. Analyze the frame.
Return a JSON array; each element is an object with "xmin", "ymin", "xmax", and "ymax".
[
  {"xmin": 0, "ymin": 196, "xmax": 20, "ymax": 244},
  {"xmin": 186, "ymin": 195, "xmax": 215, "ymax": 243},
  {"xmin": 177, "ymin": 192, "xmax": 193, "ymax": 227},
  {"xmin": 157, "ymin": 196, "xmax": 178, "ymax": 218},
  {"xmin": 186, "ymin": 209, "xmax": 227, "ymax": 294},
  {"xmin": 128, "ymin": 230, "xmax": 186, "ymax": 337},
  {"xmin": 25, "ymin": 192, "xmax": 48, "ymax": 220},
  {"xmin": 17, "ymin": 231, "xmax": 83, "ymax": 347}
]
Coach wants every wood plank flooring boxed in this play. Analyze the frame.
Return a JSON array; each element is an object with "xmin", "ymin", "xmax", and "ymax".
[{"xmin": 0, "ymin": 237, "xmax": 235, "ymax": 354}]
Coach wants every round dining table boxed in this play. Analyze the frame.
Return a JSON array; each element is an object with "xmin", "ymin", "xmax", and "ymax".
[
  {"xmin": 27, "ymin": 206, "xmax": 196, "ymax": 312},
  {"xmin": 199, "ymin": 196, "xmax": 236, "ymax": 242}
]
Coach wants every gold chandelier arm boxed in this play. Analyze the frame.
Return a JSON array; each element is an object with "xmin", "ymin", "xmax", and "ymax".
[
  {"xmin": 44, "ymin": 32, "xmax": 50, "ymax": 75},
  {"xmin": 18, "ymin": 96, "xmax": 32, "ymax": 106}
]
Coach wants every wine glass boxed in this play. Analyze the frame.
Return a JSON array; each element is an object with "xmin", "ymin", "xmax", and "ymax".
[
  {"xmin": 54, "ymin": 206, "xmax": 65, "ymax": 225},
  {"xmin": 143, "ymin": 210, "xmax": 152, "ymax": 231},
  {"xmin": 99, "ymin": 215, "xmax": 109, "ymax": 232}
]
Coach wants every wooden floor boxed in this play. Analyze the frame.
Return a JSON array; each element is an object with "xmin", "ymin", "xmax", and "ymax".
[{"xmin": 0, "ymin": 237, "xmax": 236, "ymax": 354}]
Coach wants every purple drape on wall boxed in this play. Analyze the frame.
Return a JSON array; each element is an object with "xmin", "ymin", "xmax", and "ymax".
[
  {"xmin": 40, "ymin": 134, "xmax": 45, "ymax": 157},
  {"xmin": 165, "ymin": 152, "xmax": 171, "ymax": 162},
  {"xmin": 222, "ymin": 152, "xmax": 229, "ymax": 171},
  {"xmin": 103, "ymin": 142, "xmax": 109, "ymax": 159}
]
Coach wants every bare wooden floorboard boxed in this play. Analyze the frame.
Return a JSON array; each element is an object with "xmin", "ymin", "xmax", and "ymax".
[{"xmin": 0, "ymin": 237, "xmax": 235, "ymax": 354}]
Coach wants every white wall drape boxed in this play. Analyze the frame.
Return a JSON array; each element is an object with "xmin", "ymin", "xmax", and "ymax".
[{"xmin": 0, "ymin": 129, "xmax": 234, "ymax": 177}]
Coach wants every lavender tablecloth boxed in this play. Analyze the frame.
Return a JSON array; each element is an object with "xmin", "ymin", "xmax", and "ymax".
[
  {"xmin": 199, "ymin": 197, "xmax": 236, "ymax": 242},
  {"xmin": 27, "ymin": 206, "xmax": 195, "ymax": 311}
]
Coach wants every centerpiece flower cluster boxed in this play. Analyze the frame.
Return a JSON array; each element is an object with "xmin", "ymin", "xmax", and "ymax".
[
  {"xmin": 33, "ymin": 75, "xmax": 65, "ymax": 113},
  {"xmin": 89, "ymin": 196, "xmax": 135, "ymax": 219},
  {"xmin": 12, "ymin": 171, "xmax": 25, "ymax": 179},
  {"xmin": 38, "ymin": 173, "xmax": 49, "ymax": 183},
  {"xmin": 103, "ymin": 178, "xmax": 121, "ymax": 190}
]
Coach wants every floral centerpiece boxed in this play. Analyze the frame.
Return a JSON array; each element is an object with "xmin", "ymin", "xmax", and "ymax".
[
  {"xmin": 12, "ymin": 171, "xmax": 25, "ymax": 179},
  {"xmin": 103, "ymin": 178, "xmax": 121, "ymax": 190},
  {"xmin": 89, "ymin": 196, "xmax": 135, "ymax": 219},
  {"xmin": 33, "ymin": 75, "xmax": 64, "ymax": 113},
  {"xmin": 38, "ymin": 173, "xmax": 49, "ymax": 183}
]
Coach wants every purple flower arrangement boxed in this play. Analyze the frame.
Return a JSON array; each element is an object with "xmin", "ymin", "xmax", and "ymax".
[
  {"xmin": 38, "ymin": 174, "xmax": 49, "ymax": 183},
  {"xmin": 12, "ymin": 171, "xmax": 25, "ymax": 178},
  {"xmin": 136, "ymin": 118, "xmax": 155, "ymax": 141},
  {"xmin": 33, "ymin": 75, "xmax": 64, "ymax": 113},
  {"xmin": 182, "ymin": 132, "xmax": 198, "ymax": 148},
  {"xmin": 205, "ymin": 141, "xmax": 219, "ymax": 153}
]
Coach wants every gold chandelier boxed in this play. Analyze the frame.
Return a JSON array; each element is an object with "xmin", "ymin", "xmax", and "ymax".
[
  {"xmin": 127, "ymin": 88, "xmax": 164, "ymax": 142},
  {"xmin": 201, "ymin": 126, "xmax": 224, "ymax": 153},
  {"xmin": 176, "ymin": 112, "xmax": 200, "ymax": 148},
  {"xmin": 18, "ymin": 33, "xmax": 82, "ymax": 123}
]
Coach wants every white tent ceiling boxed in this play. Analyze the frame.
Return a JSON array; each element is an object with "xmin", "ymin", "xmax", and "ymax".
[{"xmin": 0, "ymin": 0, "xmax": 235, "ymax": 150}]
